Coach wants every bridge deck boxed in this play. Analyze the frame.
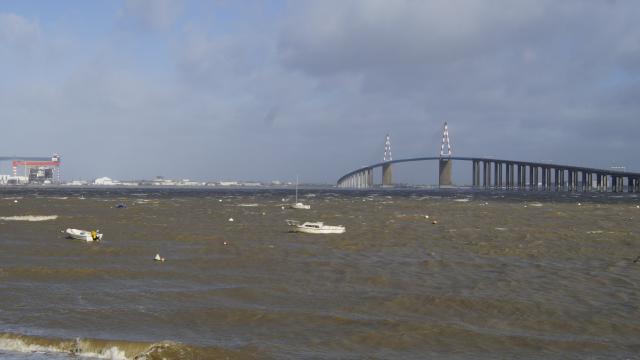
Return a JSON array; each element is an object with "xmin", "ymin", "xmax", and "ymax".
[{"xmin": 337, "ymin": 156, "xmax": 640, "ymax": 187}]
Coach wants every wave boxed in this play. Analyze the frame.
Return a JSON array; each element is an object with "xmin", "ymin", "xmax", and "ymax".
[
  {"xmin": 0, "ymin": 332, "xmax": 251, "ymax": 360},
  {"xmin": 0, "ymin": 215, "xmax": 58, "ymax": 222}
]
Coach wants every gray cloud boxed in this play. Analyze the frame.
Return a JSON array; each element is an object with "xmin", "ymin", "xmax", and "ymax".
[
  {"xmin": 2, "ymin": 2, "xmax": 640, "ymax": 184},
  {"xmin": 276, "ymin": 0, "xmax": 640, "ymax": 178}
]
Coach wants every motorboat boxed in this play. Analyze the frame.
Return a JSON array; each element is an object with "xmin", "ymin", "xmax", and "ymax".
[
  {"xmin": 65, "ymin": 228, "xmax": 103, "ymax": 242},
  {"xmin": 290, "ymin": 202, "xmax": 311, "ymax": 210},
  {"xmin": 286, "ymin": 220, "xmax": 345, "ymax": 234},
  {"xmin": 289, "ymin": 175, "xmax": 310, "ymax": 210}
]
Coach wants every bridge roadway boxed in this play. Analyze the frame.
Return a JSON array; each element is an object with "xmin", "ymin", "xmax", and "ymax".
[
  {"xmin": 0, "ymin": 156, "xmax": 53, "ymax": 161},
  {"xmin": 337, "ymin": 156, "xmax": 640, "ymax": 192}
]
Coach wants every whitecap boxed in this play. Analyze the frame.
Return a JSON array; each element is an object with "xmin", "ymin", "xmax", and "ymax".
[{"xmin": 0, "ymin": 215, "xmax": 58, "ymax": 221}]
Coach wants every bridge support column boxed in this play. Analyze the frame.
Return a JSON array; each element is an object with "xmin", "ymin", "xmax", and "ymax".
[
  {"xmin": 505, "ymin": 163, "xmax": 510, "ymax": 189},
  {"xmin": 439, "ymin": 158, "xmax": 453, "ymax": 186},
  {"xmin": 528, "ymin": 166, "xmax": 534, "ymax": 190},
  {"xmin": 509, "ymin": 164, "xmax": 515, "ymax": 189},
  {"xmin": 517, "ymin": 165, "xmax": 522, "ymax": 189},
  {"xmin": 472, "ymin": 161, "xmax": 477, "ymax": 187},
  {"xmin": 541, "ymin": 167, "xmax": 547, "ymax": 190},
  {"xmin": 472, "ymin": 160, "xmax": 480, "ymax": 187},
  {"xmin": 482, "ymin": 161, "xmax": 488, "ymax": 188},
  {"xmin": 382, "ymin": 163, "xmax": 393, "ymax": 186}
]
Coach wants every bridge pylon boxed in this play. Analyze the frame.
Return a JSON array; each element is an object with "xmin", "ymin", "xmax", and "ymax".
[
  {"xmin": 439, "ymin": 122, "xmax": 453, "ymax": 186},
  {"xmin": 382, "ymin": 134, "xmax": 393, "ymax": 186}
]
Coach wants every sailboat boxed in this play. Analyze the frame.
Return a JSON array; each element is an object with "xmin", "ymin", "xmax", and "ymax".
[{"xmin": 290, "ymin": 176, "xmax": 311, "ymax": 209}]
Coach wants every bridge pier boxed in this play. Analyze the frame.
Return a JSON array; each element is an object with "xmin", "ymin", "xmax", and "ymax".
[
  {"xmin": 509, "ymin": 163, "xmax": 515, "ymax": 189},
  {"xmin": 438, "ymin": 158, "xmax": 453, "ymax": 186},
  {"xmin": 472, "ymin": 161, "xmax": 477, "ymax": 187},
  {"xmin": 382, "ymin": 163, "xmax": 393, "ymax": 186},
  {"xmin": 517, "ymin": 165, "xmax": 522, "ymax": 189}
]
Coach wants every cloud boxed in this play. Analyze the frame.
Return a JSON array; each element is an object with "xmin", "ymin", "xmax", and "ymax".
[
  {"xmin": 3, "ymin": 2, "xmax": 640, "ymax": 183},
  {"xmin": 276, "ymin": 0, "xmax": 640, "ymax": 173},
  {"xmin": 120, "ymin": 0, "xmax": 182, "ymax": 31},
  {"xmin": 0, "ymin": 13, "xmax": 40, "ymax": 52}
]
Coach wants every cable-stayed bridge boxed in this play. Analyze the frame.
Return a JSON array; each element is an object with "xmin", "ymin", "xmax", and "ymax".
[{"xmin": 337, "ymin": 123, "xmax": 640, "ymax": 192}]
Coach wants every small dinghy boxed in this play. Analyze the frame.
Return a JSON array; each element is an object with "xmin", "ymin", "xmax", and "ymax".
[{"xmin": 65, "ymin": 228, "xmax": 103, "ymax": 242}]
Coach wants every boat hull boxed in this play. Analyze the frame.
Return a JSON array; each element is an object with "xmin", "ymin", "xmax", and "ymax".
[
  {"xmin": 65, "ymin": 228, "xmax": 102, "ymax": 242},
  {"xmin": 294, "ymin": 227, "xmax": 345, "ymax": 234}
]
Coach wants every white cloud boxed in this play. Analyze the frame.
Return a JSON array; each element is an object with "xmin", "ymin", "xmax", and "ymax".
[
  {"xmin": 120, "ymin": 0, "xmax": 182, "ymax": 31},
  {"xmin": 0, "ymin": 13, "xmax": 40, "ymax": 51}
]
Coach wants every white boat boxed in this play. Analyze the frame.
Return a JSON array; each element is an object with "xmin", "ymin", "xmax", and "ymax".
[
  {"xmin": 65, "ymin": 228, "xmax": 103, "ymax": 242},
  {"xmin": 289, "ymin": 175, "xmax": 310, "ymax": 210},
  {"xmin": 290, "ymin": 202, "xmax": 311, "ymax": 210},
  {"xmin": 286, "ymin": 220, "xmax": 345, "ymax": 234}
]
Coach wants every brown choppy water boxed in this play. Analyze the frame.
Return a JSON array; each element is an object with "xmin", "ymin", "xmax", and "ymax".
[{"xmin": 0, "ymin": 188, "xmax": 639, "ymax": 359}]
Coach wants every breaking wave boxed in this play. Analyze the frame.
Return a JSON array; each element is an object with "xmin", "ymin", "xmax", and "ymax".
[
  {"xmin": 0, "ymin": 215, "xmax": 58, "ymax": 222},
  {"xmin": 0, "ymin": 332, "xmax": 249, "ymax": 360}
]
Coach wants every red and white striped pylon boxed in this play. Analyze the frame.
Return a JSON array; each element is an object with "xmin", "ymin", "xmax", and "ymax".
[
  {"xmin": 384, "ymin": 134, "xmax": 392, "ymax": 161},
  {"xmin": 440, "ymin": 122, "xmax": 451, "ymax": 157}
]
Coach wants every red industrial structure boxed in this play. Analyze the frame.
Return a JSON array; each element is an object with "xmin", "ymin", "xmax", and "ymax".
[{"xmin": 9, "ymin": 154, "xmax": 61, "ymax": 183}]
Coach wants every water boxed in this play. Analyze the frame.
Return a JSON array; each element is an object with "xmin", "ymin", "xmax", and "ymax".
[{"xmin": 0, "ymin": 187, "xmax": 639, "ymax": 359}]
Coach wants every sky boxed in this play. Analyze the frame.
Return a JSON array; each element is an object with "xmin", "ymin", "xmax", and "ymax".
[{"xmin": 1, "ymin": 0, "xmax": 639, "ymax": 184}]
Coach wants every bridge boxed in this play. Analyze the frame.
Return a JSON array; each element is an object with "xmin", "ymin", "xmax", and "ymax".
[{"xmin": 337, "ymin": 123, "xmax": 640, "ymax": 192}]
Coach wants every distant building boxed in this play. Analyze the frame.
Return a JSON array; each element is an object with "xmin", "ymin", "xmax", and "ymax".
[
  {"xmin": 241, "ymin": 182, "xmax": 262, "ymax": 187},
  {"xmin": 65, "ymin": 180, "xmax": 88, "ymax": 186},
  {"xmin": 7, "ymin": 176, "xmax": 28, "ymax": 185},
  {"xmin": 94, "ymin": 177, "xmax": 119, "ymax": 185},
  {"xmin": 219, "ymin": 181, "xmax": 239, "ymax": 186}
]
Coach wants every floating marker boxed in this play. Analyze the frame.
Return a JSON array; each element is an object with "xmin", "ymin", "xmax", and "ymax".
[{"xmin": 228, "ymin": 218, "xmax": 234, "ymax": 222}]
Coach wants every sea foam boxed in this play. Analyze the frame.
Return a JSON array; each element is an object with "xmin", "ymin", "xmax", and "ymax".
[{"xmin": 0, "ymin": 215, "xmax": 58, "ymax": 222}]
